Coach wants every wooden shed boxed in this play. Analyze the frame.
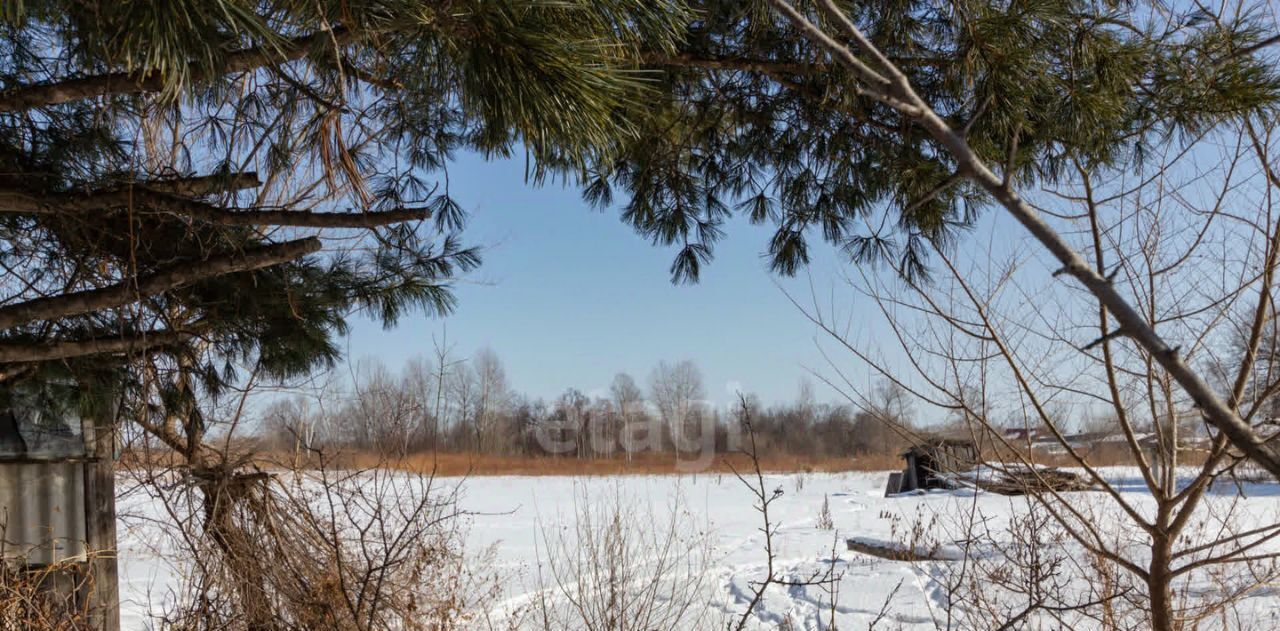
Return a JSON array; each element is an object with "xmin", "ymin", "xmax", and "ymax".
[{"xmin": 885, "ymin": 436, "xmax": 979, "ymax": 496}]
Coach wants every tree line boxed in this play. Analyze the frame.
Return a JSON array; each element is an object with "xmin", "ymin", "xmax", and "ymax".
[{"xmin": 256, "ymin": 351, "xmax": 917, "ymax": 461}]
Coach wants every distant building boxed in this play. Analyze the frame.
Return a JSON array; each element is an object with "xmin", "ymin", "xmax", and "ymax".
[{"xmin": 1002, "ymin": 424, "xmax": 1210, "ymax": 461}]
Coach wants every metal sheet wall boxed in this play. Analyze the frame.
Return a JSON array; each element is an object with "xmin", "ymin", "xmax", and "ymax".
[{"xmin": 0, "ymin": 461, "xmax": 87, "ymax": 565}]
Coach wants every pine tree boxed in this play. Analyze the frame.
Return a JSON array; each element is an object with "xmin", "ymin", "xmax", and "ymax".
[
  {"xmin": 0, "ymin": 0, "xmax": 688, "ymax": 417},
  {"xmin": 608, "ymin": 0, "xmax": 1280, "ymax": 283},
  {"xmin": 3, "ymin": 0, "xmax": 1277, "ymax": 426}
]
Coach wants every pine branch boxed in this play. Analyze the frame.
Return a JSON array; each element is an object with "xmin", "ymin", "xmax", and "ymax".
[
  {"xmin": 642, "ymin": 53, "xmax": 819, "ymax": 76},
  {"xmin": 901, "ymin": 171, "xmax": 965, "ymax": 217},
  {"xmin": 645, "ymin": 52, "xmax": 899, "ymax": 135},
  {"xmin": 0, "ymin": 237, "xmax": 321, "ymax": 331},
  {"xmin": 642, "ymin": 52, "xmax": 943, "ymax": 75},
  {"xmin": 0, "ymin": 329, "xmax": 194, "ymax": 363},
  {"xmin": 0, "ymin": 186, "xmax": 429, "ymax": 227},
  {"xmin": 1214, "ymin": 33, "xmax": 1280, "ymax": 68},
  {"xmin": 339, "ymin": 56, "xmax": 404, "ymax": 90},
  {"xmin": 0, "ymin": 27, "xmax": 358, "ymax": 112},
  {"xmin": 141, "ymin": 172, "xmax": 261, "ymax": 197}
]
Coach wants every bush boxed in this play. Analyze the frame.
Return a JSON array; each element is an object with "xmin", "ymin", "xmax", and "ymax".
[
  {"xmin": 136, "ymin": 453, "xmax": 494, "ymax": 630},
  {"xmin": 532, "ymin": 482, "xmax": 714, "ymax": 630}
]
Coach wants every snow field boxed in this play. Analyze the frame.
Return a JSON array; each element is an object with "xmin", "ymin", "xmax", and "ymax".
[{"xmin": 116, "ymin": 469, "xmax": 1280, "ymax": 629}]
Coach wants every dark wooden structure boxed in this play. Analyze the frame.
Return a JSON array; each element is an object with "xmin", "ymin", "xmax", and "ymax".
[
  {"xmin": 885, "ymin": 437, "xmax": 979, "ymax": 496},
  {"xmin": 884, "ymin": 434, "xmax": 1095, "ymax": 496}
]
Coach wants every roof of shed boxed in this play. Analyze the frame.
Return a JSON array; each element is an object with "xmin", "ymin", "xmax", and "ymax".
[{"xmin": 900, "ymin": 435, "xmax": 977, "ymax": 456}]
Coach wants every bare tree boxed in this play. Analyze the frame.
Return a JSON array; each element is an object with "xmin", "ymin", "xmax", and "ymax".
[
  {"xmin": 755, "ymin": 5, "xmax": 1280, "ymax": 626},
  {"xmin": 610, "ymin": 373, "xmax": 644, "ymax": 462},
  {"xmin": 729, "ymin": 396, "xmax": 843, "ymax": 630},
  {"xmin": 348, "ymin": 358, "xmax": 423, "ymax": 456},
  {"xmin": 428, "ymin": 335, "xmax": 467, "ymax": 452},
  {"xmin": 801, "ymin": 117, "xmax": 1280, "ymax": 628},
  {"xmin": 448, "ymin": 359, "xmax": 478, "ymax": 451},
  {"xmin": 119, "ymin": 348, "xmax": 497, "ymax": 631},
  {"xmin": 551, "ymin": 388, "xmax": 591, "ymax": 459},
  {"xmin": 649, "ymin": 360, "xmax": 705, "ymax": 455},
  {"xmin": 260, "ymin": 396, "xmax": 327, "ymax": 453},
  {"xmin": 402, "ymin": 355, "xmax": 442, "ymax": 451},
  {"xmin": 764, "ymin": 0, "xmax": 1280, "ymax": 478},
  {"xmin": 848, "ymin": 380, "xmax": 917, "ymax": 456},
  {"xmin": 472, "ymin": 347, "xmax": 510, "ymax": 454},
  {"xmin": 795, "ymin": 377, "xmax": 817, "ymax": 419}
]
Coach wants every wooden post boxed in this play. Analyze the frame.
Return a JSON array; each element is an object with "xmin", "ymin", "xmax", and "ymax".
[{"xmin": 81, "ymin": 411, "xmax": 119, "ymax": 631}]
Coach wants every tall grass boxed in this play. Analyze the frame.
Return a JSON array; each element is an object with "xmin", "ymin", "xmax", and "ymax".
[{"xmin": 123, "ymin": 448, "xmax": 904, "ymax": 476}]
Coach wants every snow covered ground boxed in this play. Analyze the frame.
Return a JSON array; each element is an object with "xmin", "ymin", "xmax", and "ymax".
[{"xmin": 115, "ymin": 469, "xmax": 1280, "ymax": 629}]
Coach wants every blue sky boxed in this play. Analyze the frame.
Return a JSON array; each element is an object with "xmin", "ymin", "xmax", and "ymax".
[{"xmin": 342, "ymin": 151, "xmax": 883, "ymax": 406}]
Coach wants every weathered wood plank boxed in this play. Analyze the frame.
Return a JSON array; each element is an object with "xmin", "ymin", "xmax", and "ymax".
[
  {"xmin": 81, "ymin": 411, "xmax": 119, "ymax": 631},
  {"xmin": 846, "ymin": 538, "xmax": 949, "ymax": 561}
]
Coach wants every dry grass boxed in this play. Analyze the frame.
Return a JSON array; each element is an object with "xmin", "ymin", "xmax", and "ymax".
[
  {"xmin": 123, "ymin": 447, "xmax": 900, "ymax": 476},
  {"xmin": 996, "ymin": 444, "xmax": 1213, "ymax": 470},
  {"xmin": 0, "ymin": 552, "xmax": 96, "ymax": 630},
  {"xmin": 123, "ymin": 443, "xmax": 1191, "ymax": 478},
  {"xmin": 292, "ymin": 451, "xmax": 901, "ymax": 476},
  {"xmin": 374, "ymin": 448, "xmax": 1200, "ymax": 478}
]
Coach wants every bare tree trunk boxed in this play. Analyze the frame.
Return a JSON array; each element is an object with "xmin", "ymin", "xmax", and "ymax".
[
  {"xmin": 196, "ymin": 471, "xmax": 278, "ymax": 631},
  {"xmin": 1148, "ymin": 533, "xmax": 1175, "ymax": 631}
]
